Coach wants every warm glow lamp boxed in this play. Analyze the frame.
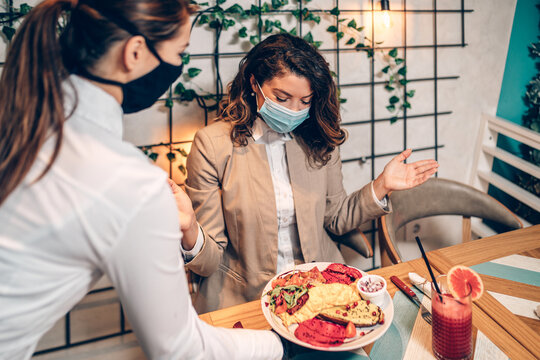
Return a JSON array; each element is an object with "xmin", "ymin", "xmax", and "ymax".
[{"xmin": 380, "ymin": 0, "xmax": 391, "ymax": 28}]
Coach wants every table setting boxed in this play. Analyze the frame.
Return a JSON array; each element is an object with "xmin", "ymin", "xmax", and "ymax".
[{"xmin": 199, "ymin": 225, "xmax": 540, "ymax": 360}]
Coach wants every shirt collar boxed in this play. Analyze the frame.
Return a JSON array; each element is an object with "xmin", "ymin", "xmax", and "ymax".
[
  {"xmin": 65, "ymin": 75, "xmax": 124, "ymax": 138},
  {"xmin": 251, "ymin": 117, "xmax": 292, "ymax": 144}
]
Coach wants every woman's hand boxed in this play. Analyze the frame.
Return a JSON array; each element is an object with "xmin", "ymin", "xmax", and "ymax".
[
  {"xmin": 373, "ymin": 149, "xmax": 439, "ymax": 200},
  {"xmin": 167, "ymin": 178, "xmax": 199, "ymax": 251}
]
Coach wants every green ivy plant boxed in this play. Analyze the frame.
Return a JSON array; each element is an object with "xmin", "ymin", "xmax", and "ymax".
[
  {"xmin": 0, "ymin": 0, "xmax": 416, "ymax": 168},
  {"xmin": 140, "ymin": 145, "xmax": 190, "ymax": 175},
  {"xmin": 176, "ymin": 0, "xmax": 414, "ymax": 123},
  {"xmin": 1, "ymin": 1, "xmax": 32, "ymax": 41}
]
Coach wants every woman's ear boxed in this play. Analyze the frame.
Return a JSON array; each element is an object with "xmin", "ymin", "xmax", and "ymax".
[
  {"xmin": 249, "ymin": 75, "xmax": 258, "ymax": 94},
  {"xmin": 122, "ymin": 35, "xmax": 149, "ymax": 72}
]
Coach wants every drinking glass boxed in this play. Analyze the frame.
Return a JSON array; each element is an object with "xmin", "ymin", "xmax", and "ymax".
[{"xmin": 431, "ymin": 275, "xmax": 472, "ymax": 360}]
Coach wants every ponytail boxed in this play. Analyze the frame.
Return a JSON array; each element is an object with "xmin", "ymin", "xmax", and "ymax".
[
  {"xmin": 0, "ymin": 0, "xmax": 193, "ymax": 206},
  {"xmin": 0, "ymin": 0, "xmax": 75, "ymax": 206}
]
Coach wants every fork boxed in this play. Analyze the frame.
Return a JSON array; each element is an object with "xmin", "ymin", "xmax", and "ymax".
[{"xmin": 390, "ymin": 276, "xmax": 432, "ymax": 325}]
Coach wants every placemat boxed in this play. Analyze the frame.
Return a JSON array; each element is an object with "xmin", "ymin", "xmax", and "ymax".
[
  {"xmin": 290, "ymin": 289, "xmax": 424, "ymax": 360},
  {"xmin": 471, "ymin": 254, "xmax": 540, "ymax": 287}
]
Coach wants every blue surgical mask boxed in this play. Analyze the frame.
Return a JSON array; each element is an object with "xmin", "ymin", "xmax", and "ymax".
[{"xmin": 256, "ymin": 82, "xmax": 310, "ymax": 133}]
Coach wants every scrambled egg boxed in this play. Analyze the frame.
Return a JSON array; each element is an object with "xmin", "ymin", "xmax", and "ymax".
[{"xmin": 277, "ymin": 282, "xmax": 361, "ymax": 327}]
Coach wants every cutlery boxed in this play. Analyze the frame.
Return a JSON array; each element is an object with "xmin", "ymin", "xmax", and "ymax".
[{"xmin": 390, "ymin": 276, "xmax": 432, "ymax": 325}]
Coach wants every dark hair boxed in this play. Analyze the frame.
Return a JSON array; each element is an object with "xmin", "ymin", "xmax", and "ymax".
[
  {"xmin": 217, "ymin": 33, "xmax": 347, "ymax": 167},
  {"xmin": 0, "ymin": 0, "xmax": 194, "ymax": 206}
]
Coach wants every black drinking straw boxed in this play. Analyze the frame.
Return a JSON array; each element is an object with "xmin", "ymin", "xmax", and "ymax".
[{"xmin": 415, "ymin": 236, "xmax": 442, "ymax": 295}]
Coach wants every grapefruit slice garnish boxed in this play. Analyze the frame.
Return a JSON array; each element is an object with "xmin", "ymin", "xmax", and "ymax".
[{"xmin": 447, "ymin": 265, "xmax": 484, "ymax": 301}]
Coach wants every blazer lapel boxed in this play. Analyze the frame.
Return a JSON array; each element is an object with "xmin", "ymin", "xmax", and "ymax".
[
  {"xmin": 243, "ymin": 138, "xmax": 279, "ymax": 270},
  {"xmin": 286, "ymin": 138, "xmax": 317, "ymax": 262}
]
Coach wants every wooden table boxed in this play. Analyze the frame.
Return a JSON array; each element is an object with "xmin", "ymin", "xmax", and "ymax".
[{"xmin": 200, "ymin": 225, "xmax": 540, "ymax": 359}]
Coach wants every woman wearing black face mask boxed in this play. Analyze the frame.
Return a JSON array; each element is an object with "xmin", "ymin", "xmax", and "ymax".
[{"xmin": 0, "ymin": 0, "xmax": 283, "ymax": 359}]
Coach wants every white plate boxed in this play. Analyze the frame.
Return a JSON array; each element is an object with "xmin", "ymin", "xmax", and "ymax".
[{"xmin": 261, "ymin": 262, "xmax": 394, "ymax": 352}]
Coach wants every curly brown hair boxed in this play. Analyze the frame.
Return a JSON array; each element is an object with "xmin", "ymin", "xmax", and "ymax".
[{"xmin": 216, "ymin": 33, "xmax": 347, "ymax": 167}]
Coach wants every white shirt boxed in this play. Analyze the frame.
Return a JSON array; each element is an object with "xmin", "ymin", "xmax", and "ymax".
[
  {"xmin": 183, "ymin": 118, "xmax": 388, "ymax": 272},
  {"xmin": 0, "ymin": 76, "xmax": 282, "ymax": 360},
  {"xmin": 251, "ymin": 119, "xmax": 301, "ymax": 273}
]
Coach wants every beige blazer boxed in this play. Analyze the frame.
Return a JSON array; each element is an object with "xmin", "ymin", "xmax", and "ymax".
[{"xmin": 185, "ymin": 121, "xmax": 390, "ymax": 313}]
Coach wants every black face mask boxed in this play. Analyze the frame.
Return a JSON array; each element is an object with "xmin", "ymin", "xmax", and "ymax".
[
  {"xmin": 73, "ymin": 7, "xmax": 184, "ymax": 114},
  {"xmin": 78, "ymin": 46, "xmax": 184, "ymax": 114}
]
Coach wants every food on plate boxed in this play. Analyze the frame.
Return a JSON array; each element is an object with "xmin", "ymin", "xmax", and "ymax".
[
  {"xmin": 321, "ymin": 263, "xmax": 363, "ymax": 284},
  {"xmin": 265, "ymin": 263, "xmax": 389, "ymax": 348},
  {"xmin": 268, "ymin": 285, "xmax": 309, "ymax": 315},
  {"xmin": 277, "ymin": 282, "xmax": 361, "ymax": 327},
  {"xmin": 447, "ymin": 265, "xmax": 484, "ymax": 301},
  {"xmin": 344, "ymin": 321, "xmax": 356, "ymax": 338},
  {"xmin": 294, "ymin": 318, "xmax": 347, "ymax": 347},
  {"xmin": 271, "ymin": 266, "xmax": 326, "ymax": 288},
  {"xmin": 358, "ymin": 276, "xmax": 385, "ymax": 293},
  {"xmin": 318, "ymin": 300, "xmax": 385, "ymax": 327}
]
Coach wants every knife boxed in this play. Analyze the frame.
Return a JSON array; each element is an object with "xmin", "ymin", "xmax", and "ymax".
[{"xmin": 390, "ymin": 276, "xmax": 432, "ymax": 325}]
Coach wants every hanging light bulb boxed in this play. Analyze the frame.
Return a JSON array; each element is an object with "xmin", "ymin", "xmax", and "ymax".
[{"xmin": 380, "ymin": 0, "xmax": 391, "ymax": 28}]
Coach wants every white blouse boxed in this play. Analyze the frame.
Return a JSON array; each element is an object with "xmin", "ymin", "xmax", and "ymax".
[
  {"xmin": 0, "ymin": 76, "xmax": 282, "ymax": 360},
  {"xmin": 183, "ymin": 118, "xmax": 387, "ymax": 273}
]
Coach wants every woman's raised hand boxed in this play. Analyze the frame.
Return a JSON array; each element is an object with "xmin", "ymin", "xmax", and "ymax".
[
  {"xmin": 372, "ymin": 149, "xmax": 439, "ymax": 200},
  {"xmin": 167, "ymin": 178, "xmax": 199, "ymax": 250}
]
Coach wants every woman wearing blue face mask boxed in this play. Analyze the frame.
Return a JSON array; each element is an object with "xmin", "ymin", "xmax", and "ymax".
[
  {"xmin": 0, "ymin": 0, "xmax": 283, "ymax": 358},
  {"xmin": 182, "ymin": 33, "xmax": 439, "ymax": 313}
]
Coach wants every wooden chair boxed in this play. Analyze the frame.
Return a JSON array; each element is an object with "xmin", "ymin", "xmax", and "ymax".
[
  {"xmin": 378, "ymin": 178, "xmax": 522, "ymax": 267},
  {"xmin": 331, "ymin": 228, "xmax": 373, "ymax": 259}
]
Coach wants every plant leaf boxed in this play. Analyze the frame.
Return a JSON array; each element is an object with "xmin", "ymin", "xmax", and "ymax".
[
  {"xmin": 174, "ymin": 82, "xmax": 186, "ymax": 95},
  {"xmin": 385, "ymin": 85, "xmax": 395, "ymax": 91},
  {"xmin": 178, "ymin": 164, "xmax": 187, "ymax": 175},
  {"xmin": 178, "ymin": 54, "xmax": 189, "ymax": 66},
  {"xmin": 198, "ymin": 14, "xmax": 209, "ymax": 25},
  {"xmin": 327, "ymin": 25, "xmax": 338, "ymax": 33},
  {"xmin": 389, "ymin": 95, "xmax": 400, "ymax": 104},
  {"xmin": 165, "ymin": 98, "xmax": 174, "ymax": 108},
  {"xmin": 381, "ymin": 65, "xmax": 390, "ymax": 74},
  {"xmin": 406, "ymin": 89, "xmax": 416, "ymax": 98},
  {"xmin": 249, "ymin": 5, "xmax": 261, "ymax": 15},
  {"xmin": 397, "ymin": 66, "xmax": 407, "ymax": 76},
  {"xmin": 337, "ymin": 31, "xmax": 344, "ymax": 40},
  {"xmin": 2, "ymin": 26, "xmax": 16, "ymax": 41},
  {"xmin": 386, "ymin": 104, "xmax": 396, "ymax": 112},
  {"xmin": 187, "ymin": 68, "xmax": 202, "ymax": 78},
  {"xmin": 303, "ymin": 32, "xmax": 314, "ymax": 44},
  {"xmin": 19, "ymin": 3, "xmax": 32, "ymax": 14},
  {"xmin": 399, "ymin": 79, "xmax": 409, "ymax": 85},
  {"xmin": 347, "ymin": 19, "xmax": 357, "ymax": 28},
  {"xmin": 390, "ymin": 116, "xmax": 398, "ymax": 124},
  {"xmin": 167, "ymin": 152, "xmax": 177, "ymax": 162},
  {"xmin": 346, "ymin": 37, "xmax": 355, "ymax": 45},
  {"xmin": 388, "ymin": 48, "xmax": 398, "ymax": 58},
  {"xmin": 148, "ymin": 153, "xmax": 158, "ymax": 162},
  {"xmin": 329, "ymin": 7, "xmax": 340, "ymax": 16},
  {"xmin": 209, "ymin": 19, "xmax": 221, "ymax": 29},
  {"xmin": 176, "ymin": 148, "xmax": 189, "ymax": 157},
  {"xmin": 250, "ymin": 35, "xmax": 260, "ymax": 45},
  {"xmin": 395, "ymin": 58, "xmax": 404, "ymax": 65},
  {"xmin": 402, "ymin": 101, "xmax": 411, "ymax": 109},
  {"xmin": 238, "ymin": 26, "xmax": 248, "ymax": 38},
  {"xmin": 183, "ymin": 89, "xmax": 197, "ymax": 101}
]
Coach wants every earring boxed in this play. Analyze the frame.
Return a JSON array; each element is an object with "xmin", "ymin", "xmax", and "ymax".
[{"xmin": 251, "ymin": 92, "xmax": 255, "ymax": 96}]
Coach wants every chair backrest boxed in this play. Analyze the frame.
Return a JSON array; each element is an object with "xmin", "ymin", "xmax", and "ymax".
[{"xmin": 380, "ymin": 178, "xmax": 523, "ymax": 264}]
